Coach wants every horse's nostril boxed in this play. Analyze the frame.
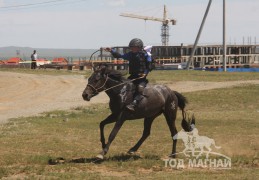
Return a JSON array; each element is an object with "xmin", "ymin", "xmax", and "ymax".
[
  {"xmin": 82, "ymin": 93, "xmax": 91, "ymax": 101},
  {"xmin": 82, "ymin": 93, "xmax": 87, "ymax": 99}
]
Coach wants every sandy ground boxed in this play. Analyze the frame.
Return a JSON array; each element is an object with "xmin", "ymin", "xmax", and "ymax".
[{"xmin": 1, "ymin": 71, "xmax": 258, "ymax": 123}]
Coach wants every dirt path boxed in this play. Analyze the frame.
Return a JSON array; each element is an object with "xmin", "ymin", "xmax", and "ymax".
[
  {"xmin": 0, "ymin": 72, "xmax": 107, "ymax": 123},
  {"xmin": 1, "ymin": 71, "xmax": 258, "ymax": 123}
]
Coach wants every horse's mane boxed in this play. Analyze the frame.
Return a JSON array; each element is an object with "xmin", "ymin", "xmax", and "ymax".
[
  {"xmin": 106, "ymin": 69, "xmax": 126, "ymax": 82},
  {"xmin": 96, "ymin": 63, "xmax": 127, "ymax": 82}
]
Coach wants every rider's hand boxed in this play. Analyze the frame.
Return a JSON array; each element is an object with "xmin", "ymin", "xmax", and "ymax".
[
  {"xmin": 139, "ymin": 73, "xmax": 147, "ymax": 78},
  {"xmin": 104, "ymin": 47, "xmax": 112, "ymax": 52}
]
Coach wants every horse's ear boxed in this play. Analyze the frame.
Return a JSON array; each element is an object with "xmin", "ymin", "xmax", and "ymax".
[
  {"xmin": 99, "ymin": 64, "xmax": 108, "ymax": 75},
  {"xmin": 92, "ymin": 63, "xmax": 100, "ymax": 71},
  {"xmin": 93, "ymin": 63, "xmax": 105, "ymax": 72}
]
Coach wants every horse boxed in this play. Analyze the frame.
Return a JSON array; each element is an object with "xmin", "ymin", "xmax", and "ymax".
[{"xmin": 82, "ymin": 64, "xmax": 194, "ymax": 159}]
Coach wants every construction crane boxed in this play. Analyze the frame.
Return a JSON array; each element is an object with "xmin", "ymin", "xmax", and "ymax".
[{"xmin": 120, "ymin": 5, "xmax": 176, "ymax": 46}]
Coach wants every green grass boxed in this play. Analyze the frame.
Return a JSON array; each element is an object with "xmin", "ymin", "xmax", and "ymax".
[
  {"xmin": 149, "ymin": 70, "xmax": 259, "ymax": 82},
  {"xmin": 0, "ymin": 83, "xmax": 258, "ymax": 179}
]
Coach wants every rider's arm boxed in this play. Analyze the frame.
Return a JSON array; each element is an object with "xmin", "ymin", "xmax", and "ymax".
[{"xmin": 110, "ymin": 49, "xmax": 130, "ymax": 60}]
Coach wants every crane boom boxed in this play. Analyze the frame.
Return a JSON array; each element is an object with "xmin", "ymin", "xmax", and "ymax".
[
  {"xmin": 120, "ymin": 13, "xmax": 164, "ymax": 23},
  {"xmin": 120, "ymin": 13, "xmax": 176, "ymax": 25}
]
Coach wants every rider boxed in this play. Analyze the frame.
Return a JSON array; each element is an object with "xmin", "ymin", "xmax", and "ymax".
[{"xmin": 105, "ymin": 38, "xmax": 152, "ymax": 111}]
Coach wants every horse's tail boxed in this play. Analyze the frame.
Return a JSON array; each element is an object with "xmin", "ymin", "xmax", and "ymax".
[
  {"xmin": 174, "ymin": 91, "xmax": 195, "ymax": 132},
  {"xmin": 174, "ymin": 91, "xmax": 188, "ymax": 110}
]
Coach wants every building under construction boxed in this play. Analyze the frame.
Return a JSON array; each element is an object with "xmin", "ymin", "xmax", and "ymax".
[
  {"xmin": 2, "ymin": 44, "xmax": 258, "ymax": 71},
  {"xmin": 98, "ymin": 44, "xmax": 259, "ymax": 70}
]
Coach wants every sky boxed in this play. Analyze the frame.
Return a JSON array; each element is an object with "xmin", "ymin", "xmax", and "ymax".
[{"xmin": 0, "ymin": 0, "xmax": 258, "ymax": 49}]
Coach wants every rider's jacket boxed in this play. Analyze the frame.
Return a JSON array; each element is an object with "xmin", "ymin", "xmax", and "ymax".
[{"xmin": 111, "ymin": 49, "xmax": 151, "ymax": 75}]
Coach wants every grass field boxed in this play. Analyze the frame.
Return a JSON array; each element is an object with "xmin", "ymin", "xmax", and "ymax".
[{"xmin": 0, "ymin": 69, "xmax": 259, "ymax": 179}]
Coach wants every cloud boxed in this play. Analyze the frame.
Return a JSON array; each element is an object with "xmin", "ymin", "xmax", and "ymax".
[{"xmin": 105, "ymin": 0, "xmax": 125, "ymax": 7}]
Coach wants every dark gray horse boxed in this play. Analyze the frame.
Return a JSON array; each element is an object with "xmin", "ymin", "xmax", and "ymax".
[{"xmin": 82, "ymin": 64, "xmax": 194, "ymax": 159}]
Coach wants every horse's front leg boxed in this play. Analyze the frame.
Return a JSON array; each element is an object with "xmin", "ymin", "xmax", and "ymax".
[
  {"xmin": 99, "ymin": 113, "xmax": 117, "ymax": 149},
  {"xmin": 97, "ymin": 113, "xmax": 126, "ymax": 159}
]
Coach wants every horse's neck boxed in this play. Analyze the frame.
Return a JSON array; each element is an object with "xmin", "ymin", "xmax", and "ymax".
[{"xmin": 105, "ymin": 77, "xmax": 125, "ymax": 97}]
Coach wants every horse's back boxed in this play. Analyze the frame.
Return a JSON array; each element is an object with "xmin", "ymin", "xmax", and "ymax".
[
  {"xmin": 144, "ymin": 84, "xmax": 174, "ymax": 100},
  {"xmin": 140, "ymin": 84, "xmax": 177, "ymax": 112}
]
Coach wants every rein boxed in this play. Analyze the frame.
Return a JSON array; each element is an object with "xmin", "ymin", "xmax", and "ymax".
[{"xmin": 87, "ymin": 76, "xmax": 144, "ymax": 94}]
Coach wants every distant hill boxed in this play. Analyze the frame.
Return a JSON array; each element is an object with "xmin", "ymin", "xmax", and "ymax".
[{"xmin": 0, "ymin": 46, "xmax": 98, "ymax": 60}]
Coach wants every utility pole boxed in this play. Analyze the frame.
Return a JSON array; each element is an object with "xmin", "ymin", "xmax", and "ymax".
[
  {"xmin": 186, "ymin": 0, "xmax": 212, "ymax": 69},
  {"xmin": 223, "ymin": 0, "xmax": 227, "ymax": 72}
]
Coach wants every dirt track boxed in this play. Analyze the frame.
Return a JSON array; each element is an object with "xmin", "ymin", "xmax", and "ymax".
[{"xmin": 1, "ymin": 71, "xmax": 258, "ymax": 123}]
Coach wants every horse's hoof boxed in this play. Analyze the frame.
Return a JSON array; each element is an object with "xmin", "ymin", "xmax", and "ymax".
[
  {"xmin": 48, "ymin": 157, "xmax": 66, "ymax": 165},
  {"xmin": 127, "ymin": 150, "xmax": 136, "ymax": 155},
  {"xmin": 96, "ymin": 154, "xmax": 104, "ymax": 160},
  {"xmin": 168, "ymin": 154, "xmax": 176, "ymax": 158}
]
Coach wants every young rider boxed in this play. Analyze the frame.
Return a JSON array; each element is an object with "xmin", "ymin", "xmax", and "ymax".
[{"xmin": 105, "ymin": 38, "xmax": 152, "ymax": 111}]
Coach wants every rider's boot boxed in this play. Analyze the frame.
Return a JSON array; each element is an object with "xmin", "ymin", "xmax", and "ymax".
[
  {"xmin": 126, "ymin": 99, "xmax": 138, "ymax": 111},
  {"xmin": 126, "ymin": 84, "xmax": 145, "ymax": 112},
  {"xmin": 126, "ymin": 93, "xmax": 144, "ymax": 111}
]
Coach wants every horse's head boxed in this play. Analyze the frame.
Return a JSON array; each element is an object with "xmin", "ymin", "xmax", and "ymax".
[{"xmin": 82, "ymin": 64, "xmax": 109, "ymax": 101}]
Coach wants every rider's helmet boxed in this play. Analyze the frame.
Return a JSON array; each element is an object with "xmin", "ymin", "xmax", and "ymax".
[{"xmin": 128, "ymin": 38, "xmax": 143, "ymax": 48}]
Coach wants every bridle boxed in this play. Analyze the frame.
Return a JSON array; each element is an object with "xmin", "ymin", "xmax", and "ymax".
[{"xmin": 86, "ymin": 74, "xmax": 109, "ymax": 94}]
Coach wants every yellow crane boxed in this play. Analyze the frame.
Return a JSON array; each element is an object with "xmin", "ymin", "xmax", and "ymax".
[{"xmin": 120, "ymin": 5, "xmax": 176, "ymax": 46}]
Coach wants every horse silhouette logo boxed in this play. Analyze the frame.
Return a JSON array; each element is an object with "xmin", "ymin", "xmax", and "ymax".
[{"xmin": 173, "ymin": 127, "xmax": 221, "ymax": 159}]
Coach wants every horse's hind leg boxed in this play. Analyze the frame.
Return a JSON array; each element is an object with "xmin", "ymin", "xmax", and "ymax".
[
  {"xmin": 163, "ymin": 108, "xmax": 178, "ymax": 158},
  {"xmin": 128, "ymin": 117, "xmax": 155, "ymax": 154}
]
